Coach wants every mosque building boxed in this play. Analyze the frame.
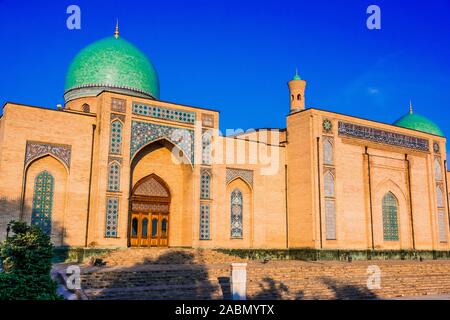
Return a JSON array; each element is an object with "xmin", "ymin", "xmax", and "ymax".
[{"xmin": 0, "ymin": 26, "xmax": 448, "ymax": 251}]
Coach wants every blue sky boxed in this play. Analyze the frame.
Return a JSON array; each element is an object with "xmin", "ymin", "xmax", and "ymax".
[{"xmin": 0, "ymin": 0, "xmax": 449, "ymax": 138}]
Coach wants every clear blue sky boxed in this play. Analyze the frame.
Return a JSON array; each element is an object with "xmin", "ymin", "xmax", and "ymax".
[{"xmin": 0, "ymin": 0, "xmax": 449, "ymax": 137}]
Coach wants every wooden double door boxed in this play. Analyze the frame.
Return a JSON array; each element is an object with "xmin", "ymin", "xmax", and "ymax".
[{"xmin": 130, "ymin": 212, "xmax": 169, "ymax": 247}]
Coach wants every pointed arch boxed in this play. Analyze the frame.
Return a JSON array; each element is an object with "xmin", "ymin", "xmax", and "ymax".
[
  {"xmin": 132, "ymin": 173, "xmax": 171, "ymax": 201},
  {"xmin": 382, "ymin": 191, "xmax": 399, "ymax": 241},
  {"xmin": 436, "ymin": 186, "xmax": 445, "ymax": 208},
  {"xmin": 323, "ymin": 138, "xmax": 333, "ymax": 165},
  {"xmin": 130, "ymin": 137, "xmax": 193, "ymax": 168},
  {"xmin": 324, "ymin": 171, "xmax": 335, "ymax": 198},
  {"xmin": 25, "ymin": 153, "xmax": 70, "ymax": 175}
]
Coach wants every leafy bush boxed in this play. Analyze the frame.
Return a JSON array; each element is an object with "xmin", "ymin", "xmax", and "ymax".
[{"xmin": 0, "ymin": 221, "xmax": 61, "ymax": 300}]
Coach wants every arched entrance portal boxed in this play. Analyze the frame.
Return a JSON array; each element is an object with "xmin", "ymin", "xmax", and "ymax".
[{"xmin": 130, "ymin": 174, "xmax": 171, "ymax": 247}]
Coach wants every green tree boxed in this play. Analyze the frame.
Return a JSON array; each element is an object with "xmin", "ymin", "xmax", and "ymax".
[{"xmin": 0, "ymin": 221, "xmax": 61, "ymax": 300}]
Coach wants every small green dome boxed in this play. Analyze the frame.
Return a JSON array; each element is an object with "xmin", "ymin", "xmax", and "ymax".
[
  {"xmin": 65, "ymin": 36, "xmax": 159, "ymax": 101},
  {"xmin": 393, "ymin": 112, "xmax": 444, "ymax": 137}
]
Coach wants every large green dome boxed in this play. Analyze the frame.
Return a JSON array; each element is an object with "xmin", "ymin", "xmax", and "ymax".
[
  {"xmin": 64, "ymin": 36, "xmax": 159, "ymax": 102},
  {"xmin": 393, "ymin": 111, "xmax": 444, "ymax": 137}
]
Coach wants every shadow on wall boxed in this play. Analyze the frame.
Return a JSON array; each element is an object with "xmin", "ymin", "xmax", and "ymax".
[
  {"xmin": 76, "ymin": 249, "xmax": 379, "ymax": 300},
  {"xmin": 0, "ymin": 197, "xmax": 27, "ymax": 241},
  {"xmin": 0, "ymin": 197, "xmax": 67, "ymax": 247}
]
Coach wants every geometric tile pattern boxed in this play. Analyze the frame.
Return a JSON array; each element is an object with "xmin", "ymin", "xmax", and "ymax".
[
  {"xmin": 226, "ymin": 168, "xmax": 253, "ymax": 187},
  {"xmin": 230, "ymin": 189, "xmax": 243, "ymax": 238},
  {"xmin": 130, "ymin": 121, "xmax": 194, "ymax": 163},
  {"xmin": 202, "ymin": 130, "xmax": 212, "ymax": 165},
  {"xmin": 200, "ymin": 204, "xmax": 210, "ymax": 240},
  {"xmin": 108, "ymin": 162, "xmax": 121, "ymax": 192},
  {"xmin": 382, "ymin": 192, "xmax": 399, "ymax": 241},
  {"xmin": 25, "ymin": 141, "xmax": 71, "ymax": 169},
  {"xmin": 324, "ymin": 171, "xmax": 335, "ymax": 198},
  {"xmin": 200, "ymin": 169, "xmax": 211, "ymax": 199},
  {"xmin": 110, "ymin": 120, "xmax": 123, "ymax": 155},
  {"xmin": 325, "ymin": 199, "xmax": 336, "ymax": 240},
  {"xmin": 134, "ymin": 176, "xmax": 169, "ymax": 198},
  {"xmin": 323, "ymin": 137, "xmax": 333, "ymax": 165},
  {"xmin": 31, "ymin": 171, "xmax": 54, "ymax": 235},
  {"xmin": 132, "ymin": 102, "xmax": 196, "ymax": 124},
  {"xmin": 438, "ymin": 209, "xmax": 448, "ymax": 243},
  {"xmin": 105, "ymin": 197, "xmax": 119, "ymax": 238}
]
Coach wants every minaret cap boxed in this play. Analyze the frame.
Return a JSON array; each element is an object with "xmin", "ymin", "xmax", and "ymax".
[
  {"xmin": 114, "ymin": 19, "xmax": 120, "ymax": 39},
  {"xmin": 293, "ymin": 68, "xmax": 301, "ymax": 80}
]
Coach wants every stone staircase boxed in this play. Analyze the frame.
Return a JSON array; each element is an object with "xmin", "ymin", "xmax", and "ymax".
[{"xmin": 61, "ymin": 248, "xmax": 450, "ymax": 300}]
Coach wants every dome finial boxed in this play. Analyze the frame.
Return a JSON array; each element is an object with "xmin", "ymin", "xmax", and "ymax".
[
  {"xmin": 114, "ymin": 19, "xmax": 120, "ymax": 39},
  {"xmin": 409, "ymin": 100, "xmax": 413, "ymax": 114},
  {"xmin": 293, "ymin": 68, "xmax": 301, "ymax": 80}
]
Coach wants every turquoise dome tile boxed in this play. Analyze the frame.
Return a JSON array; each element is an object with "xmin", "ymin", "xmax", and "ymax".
[
  {"xmin": 65, "ymin": 36, "xmax": 159, "ymax": 99},
  {"xmin": 393, "ymin": 112, "xmax": 444, "ymax": 137}
]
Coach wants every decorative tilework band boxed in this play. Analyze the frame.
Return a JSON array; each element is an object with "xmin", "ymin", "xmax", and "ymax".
[
  {"xmin": 132, "ymin": 102, "xmax": 196, "ymax": 124},
  {"xmin": 338, "ymin": 121, "xmax": 429, "ymax": 152},
  {"xmin": 226, "ymin": 168, "xmax": 253, "ymax": 187},
  {"xmin": 25, "ymin": 141, "xmax": 71, "ymax": 169}
]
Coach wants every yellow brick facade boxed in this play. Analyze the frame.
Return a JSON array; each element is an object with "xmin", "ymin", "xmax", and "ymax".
[{"xmin": 0, "ymin": 85, "xmax": 449, "ymax": 251}]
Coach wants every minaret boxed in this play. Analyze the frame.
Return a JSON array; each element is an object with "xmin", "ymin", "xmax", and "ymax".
[
  {"xmin": 114, "ymin": 19, "xmax": 120, "ymax": 39},
  {"xmin": 288, "ymin": 69, "xmax": 307, "ymax": 113}
]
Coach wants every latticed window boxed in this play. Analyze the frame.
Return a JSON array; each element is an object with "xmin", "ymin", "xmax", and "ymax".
[
  {"xmin": 200, "ymin": 204, "xmax": 210, "ymax": 240},
  {"xmin": 324, "ymin": 171, "xmax": 335, "ymax": 198},
  {"xmin": 325, "ymin": 199, "xmax": 336, "ymax": 240},
  {"xmin": 110, "ymin": 120, "xmax": 123, "ymax": 154},
  {"xmin": 435, "ymin": 158, "xmax": 442, "ymax": 181},
  {"xmin": 382, "ymin": 192, "xmax": 399, "ymax": 241},
  {"xmin": 200, "ymin": 171, "xmax": 211, "ymax": 199},
  {"xmin": 436, "ymin": 187, "xmax": 444, "ymax": 208},
  {"xmin": 323, "ymin": 139, "xmax": 333, "ymax": 165},
  {"xmin": 108, "ymin": 162, "xmax": 121, "ymax": 192},
  {"xmin": 438, "ymin": 209, "xmax": 448, "ymax": 243},
  {"xmin": 230, "ymin": 189, "xmax": 243, "ymax": 238},
  {"xmin": 202, "ymin": 131, "xmax": 212, "ymax": 165},
  {"xmin": 324, "ymin": 170, "xmax": 336, "ymax": 239},
  {"xmin": 105, "ymin": 197, "xmax": 119, "ymax": 237},
  {"xmin": 31, "ymin": 171, "xmax": 54, "ymax": 235}
]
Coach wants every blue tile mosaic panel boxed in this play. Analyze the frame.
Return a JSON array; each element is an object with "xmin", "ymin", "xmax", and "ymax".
[
  {"xmin": 231, "ymin": 189, "xmax": 243, "ymax": 238},
  {"xmin": 110, "ymin": 120, "xmax": 123, "ymax": 154},
  {"xmin": 200, "ymin": 170, "xmax": 211, "ymax": 199},
  {"xmin": 130, "ymin": 121, "xmax": 194, "ymax": 163},
  {"xmin": 31, "ymin": 171, "xmax": 54, "ymax": 235},
  {"xmin": 200, "ymin": 204, "xmax": 210, "ymax": 240},
  {"xmin": 108, "ymin": 162, "xmax": 121, "ymax": 192},
  {"xmin": 132, "ymin": 102, "xmax": 196, "ymax": 124},
  {"xmin": 382, "ymin": 192, "xmax": 399, "ymax": 241},
  {"xmin": 105, "ymin": 197, "xmax": 119, "ymax": 238}
]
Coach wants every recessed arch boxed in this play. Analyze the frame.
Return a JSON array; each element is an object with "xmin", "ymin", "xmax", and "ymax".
[
  {"xmin": 130, "ymin": 173, "xmax": 172, "ymax": 247},
  {"xmin": 131, "ymin": 173, "xmax": 172, "ymax": 201},
  {"xmin": 227, "ymin": 176, "xmax": 253, "ymax": 192},
  {"xmin": 382, "ymin": 191, "xmax": 400, "ymax": 241},
  {"xmin": 130, "ymin": 137, "xmax": 193, "ymax": 168},
  {"xmin": 25, "ymin": 153, "xmax": 70, "ymax": 175}
]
